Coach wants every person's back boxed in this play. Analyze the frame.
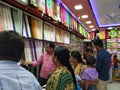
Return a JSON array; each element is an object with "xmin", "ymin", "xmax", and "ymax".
[
  {"xmin": 46, "ymin": 66, "xmax": 76, "ymax": 90},
  {"xmin": 0, "ymin": 61, "xmax": 42, "ymax": 90},
  {"xmin": 46, "ymin": 46, "xmax": 76, "ymax": 90},
  {"xmin": 96, "ymin": 49, "xmax": 111, "ymax": 80},
  {"xmin": 0, "ymin": 31, "xmax": 42, "ymax": 90}
]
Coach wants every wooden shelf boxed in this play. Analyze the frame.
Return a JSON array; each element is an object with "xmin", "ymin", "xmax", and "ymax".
[
  {"xmin": 1, "ymin": 0, "xmax": 86, "ymax": 39},
  {"xmin": 3, "ymin": 0, "xmax": 43, "ymax": 19}
]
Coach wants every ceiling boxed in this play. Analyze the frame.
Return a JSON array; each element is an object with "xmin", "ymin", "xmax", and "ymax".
[{"xmin": 61, "ymin": 0, "xmax": 120, "ymax": 32}]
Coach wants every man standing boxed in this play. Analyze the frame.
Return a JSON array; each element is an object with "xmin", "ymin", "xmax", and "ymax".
[
  {"xmin": 0, "ymin": 31, "xmax": 42, "ymax": 90},
  {"xmin": 93, "ymin": 39, "xmax": 111, "ymax": 90},
  {"xmin": 25, "ymin": 42, "xmax": 56, "ymax": 86}
]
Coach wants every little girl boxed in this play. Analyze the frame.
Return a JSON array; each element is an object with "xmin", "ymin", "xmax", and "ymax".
[{"xmin": 82, "ymin": 56, "xmax": 98, "ymax": 90}]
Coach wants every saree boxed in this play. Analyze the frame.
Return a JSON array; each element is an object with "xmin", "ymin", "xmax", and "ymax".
[{"xmin": 46, "ymin": 66, "xmax": 76, "ymax": 90}]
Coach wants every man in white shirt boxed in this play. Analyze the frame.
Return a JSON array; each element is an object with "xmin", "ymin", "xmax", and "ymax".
[{"xmin": 0, "ymin": 31, "xmax": 42, "ymax": 90}]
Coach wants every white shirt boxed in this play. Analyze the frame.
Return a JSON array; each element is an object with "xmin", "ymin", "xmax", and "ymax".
[{"xmin": 0, "ymin": 61, "xmax": 42, "ymax": 90}]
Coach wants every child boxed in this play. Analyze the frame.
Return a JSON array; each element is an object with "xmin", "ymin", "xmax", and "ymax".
[
  {"xmin": 113, "ymin": 55, "xmax": 119, "ymax": 69},
  {"xmin": 82, "ymin": 56, "xmax": 98, "ymax": 90}
]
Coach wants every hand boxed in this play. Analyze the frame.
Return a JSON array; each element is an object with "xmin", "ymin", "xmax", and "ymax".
[
  {"xmin": 20, "ymin": 60, "xmax": 27, "ymax": 65},
  {"xmin": 26, "ymin": 61, "xmax": 32, "ymax": 65}
]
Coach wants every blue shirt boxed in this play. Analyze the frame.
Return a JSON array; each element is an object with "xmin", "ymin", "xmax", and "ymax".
[
  {"xmin": 0, "ymin": 61, "xmax": 42, "ymax": 90},
  {"xmin": 96, "ymin": 49, "xmax": 111, "ymax": 81}
]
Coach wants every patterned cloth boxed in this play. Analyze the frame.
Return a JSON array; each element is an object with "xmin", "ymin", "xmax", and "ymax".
[
  {"xmin": 0, "ymin": 60, "xmax": 42, "ymax": 90},
  {"xmin": 32, "ymin": 52, "xmax": 56, "ymax": 79},
  {"xmin": 46, "ymin": 66, "xmax": 76, "ymax": 90}
]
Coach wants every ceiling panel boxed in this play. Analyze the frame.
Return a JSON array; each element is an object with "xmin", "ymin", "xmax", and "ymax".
[
  {"xmin": 89, "ymin": 0, "xmax": 120, "ymax": 27},
  {"xmin": 62, "ymin": 0, "xmax": 120, "ymax": 31}
]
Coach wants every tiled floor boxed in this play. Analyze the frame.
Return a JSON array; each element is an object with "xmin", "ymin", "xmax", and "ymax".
[{"xmin": 107, "ymin": 81, "xmax": 120, "ymax": 90}]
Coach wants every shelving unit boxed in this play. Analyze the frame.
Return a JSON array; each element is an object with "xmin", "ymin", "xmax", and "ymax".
[
  {"xmin": 107, "ymin": 38, "xmax": 120, "ymax": 60},
  {"xmin": 0, "ymin": 0, "xmax": 89, "ymax": 79}
]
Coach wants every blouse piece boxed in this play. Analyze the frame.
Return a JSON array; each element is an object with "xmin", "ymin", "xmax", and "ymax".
[{"xmin": 46, "ymin": 66, "xmax": 76, "ymax": 90}]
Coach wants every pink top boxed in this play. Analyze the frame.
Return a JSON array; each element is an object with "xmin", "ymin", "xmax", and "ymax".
[{"xmin": 32, "ymin": 52, "xmax": 56, "ymax": 79}]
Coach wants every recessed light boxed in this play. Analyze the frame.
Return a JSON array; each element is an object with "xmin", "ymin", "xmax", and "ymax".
[
  {"xmin": 107, "ymin": 27, "xmax": 113, "ymax": 29},
  {"xmin": 74, "ymin": 5, "xmax": 83, "ymax": 10},
  {"xmin": 89, "ymin": 25, "xmax": 94, "ymax": 28},
  {"xmin": 86, "ymin": 21, "xmax": 92, "ymax": 24},
  {"xmin": 78, "ymin": 16, "xmax": 80, "ymax": 19},
  {"xmin": 91, "ymin": 29, "xmax": 96, "ymax": 31},
  {"xmin": 81, "ymin": 15, "xmax": 88, "ymax": 19}
]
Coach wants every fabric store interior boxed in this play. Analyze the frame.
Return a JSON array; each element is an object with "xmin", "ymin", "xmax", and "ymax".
[{"xmin": 0, "ymin": 0, "xmax": 120, "ymax": 90}]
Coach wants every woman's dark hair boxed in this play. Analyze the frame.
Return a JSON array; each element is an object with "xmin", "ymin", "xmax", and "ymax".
[
  {"xmin": 71, "ymin": 51, "xmax": 85, "ymax": 64},
  {"xmin": 0, "ymin": 30, "xmax": 24, "ymax": 62},
  {"xmin": 54, "ymin": 46, "xmax": 76, "ymax": 87}
]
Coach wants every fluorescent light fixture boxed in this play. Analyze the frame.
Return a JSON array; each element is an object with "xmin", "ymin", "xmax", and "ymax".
[
  {"xmin": 91, "ymin": 29, "xmax": 96, "ymax": 31},
  {"xmin": 96, "ymin": 33, "xmax": 99, "ymax": 36},
  {"xmin": 74, "ymin": 5, "xmax": 83, "ymax": 10},
  {"xmin": 86, "ymin": 21, "xmax": 92, "ymax": 24},
  {"xmin": 81, "ymin": 15, "xmax": 88, "ymax": 19},
  {"xmin": 107, "ymin": 27, "xmax": 113, "ymax": 29},
  {"xmin": 89, "ymin": 25, "xmax": 94, "ymax": 28},
  {"xmin": 78, "ymin": 16, "xmax": 80, "ymax": 19}
]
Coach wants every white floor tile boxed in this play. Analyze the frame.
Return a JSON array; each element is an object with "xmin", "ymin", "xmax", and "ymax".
[{"xmin": 107, "ymin": 81, "xmax": 120, "ymax": 90}]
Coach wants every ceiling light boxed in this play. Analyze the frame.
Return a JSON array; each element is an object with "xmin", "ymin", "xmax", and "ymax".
[
  {"xmin": 81, "ymin": 15, "xmax": 88, "ymax": 19},
  {"xmin": 89, "ymin": 25, "xmax": 94, "ymax": 28},
  {"xmin": 74, "ymin": 5, "xmax": 83, "ymax": 10},
  {"xmin": 91, "ymin": 29, "xmax": 96, "ymax": 31},
  {"xmin": 86, "ymin": 21, "xmax": 92, "ymax": 24},
  {"xmin": 107, "ymin": 27, "xmax": 113, "ymax": 29},
  {"xmin": 78, "ymin": 16, "xmax": 80, "ymax": 19}
]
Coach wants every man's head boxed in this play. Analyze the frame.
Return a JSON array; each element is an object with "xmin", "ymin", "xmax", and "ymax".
[
  {"xmin": 45, "ymin": 42, "xmax": 55, "ymax": 53},
  {"xmin": 92, "ymin": 39, "xmax": 103, "ymax": 50},
  {"xmin": 0, "ymin": 31, "xmax": 24, "ymax": 62}
]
